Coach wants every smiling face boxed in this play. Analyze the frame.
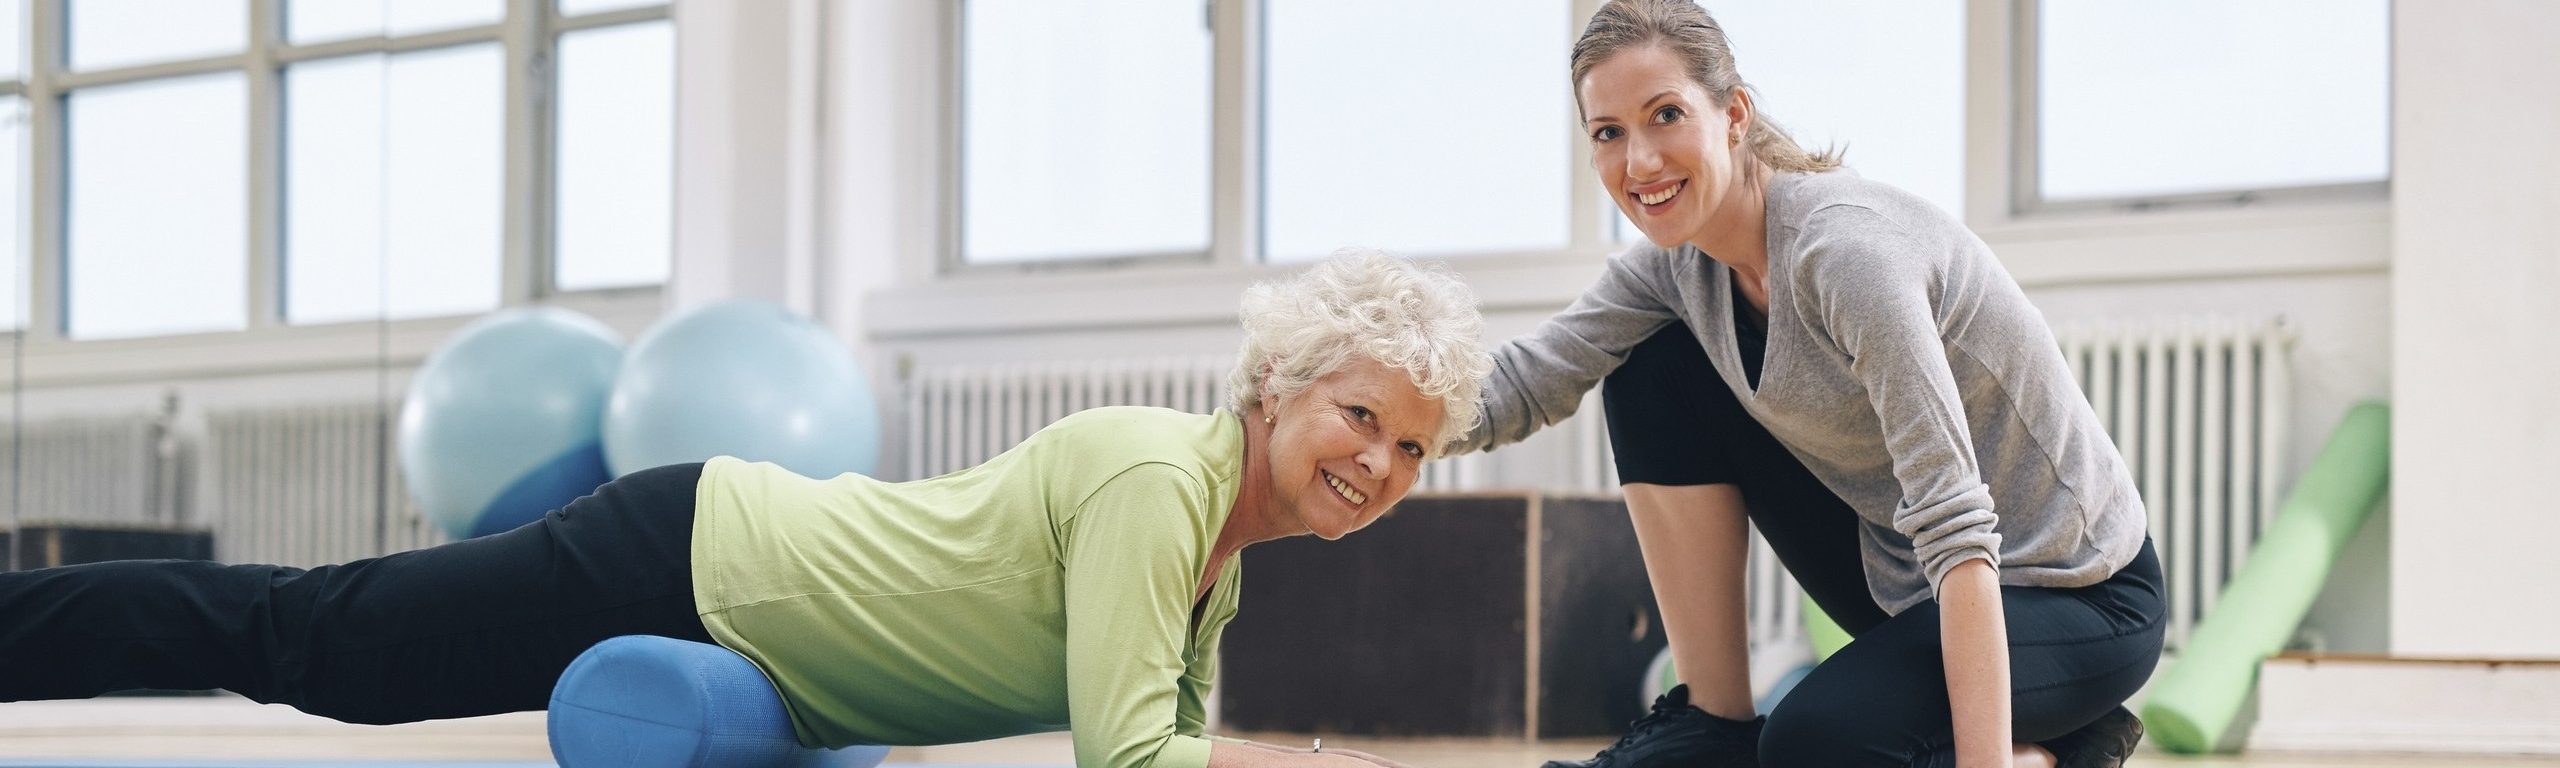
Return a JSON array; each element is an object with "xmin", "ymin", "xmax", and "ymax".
[
  {"xmin": 1257, "ymin": 356, "xmax": 1446, "ymax": 541},
  {"xmin": 1579, "ymin": 44, "xmax": 1751, "ymax": 250}
]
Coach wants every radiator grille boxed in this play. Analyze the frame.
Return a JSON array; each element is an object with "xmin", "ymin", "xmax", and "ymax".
[
  {"xmin": 202, "ymin": 400, "xmax": 443, "ymax": 567},
  {"xmin": 2058, "ymin": 316, "xmax": 2294, "ymax": 649},
  {"xmin": 0, "ymin": 412, "xmax": 167, "ymax": 528}
]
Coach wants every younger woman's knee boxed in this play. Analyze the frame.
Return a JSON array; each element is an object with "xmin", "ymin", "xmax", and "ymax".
[{"xmin": 1758, "ymin": 702, "xmax": 1866, "ymax": 766}]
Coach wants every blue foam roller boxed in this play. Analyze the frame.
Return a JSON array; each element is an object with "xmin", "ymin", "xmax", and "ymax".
[
  {"xmin": 1754, "ymin": 662, "xmax": 1814, "ymax": 715},
  {"xmin": 548, "ymin": 635, "xmax": 889, "ymax": 768}
]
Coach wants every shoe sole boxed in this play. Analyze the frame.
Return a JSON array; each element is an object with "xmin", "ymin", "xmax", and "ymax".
[{"xmin": 2059, "ymin": 714, "xmax": 2143, "ymax": 768}]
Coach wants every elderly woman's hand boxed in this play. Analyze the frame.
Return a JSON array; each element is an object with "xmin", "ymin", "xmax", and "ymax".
[
  {"xmin": 1208, "ymin": 739, "xmax": 1421, "ymax": 768},
  {"xmin": 1316, "ymin": 745, "xmax": 1419, "ymax": 768}
]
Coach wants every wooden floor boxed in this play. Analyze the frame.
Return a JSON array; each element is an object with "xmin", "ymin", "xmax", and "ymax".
[{"xmin": 1, "ymin": 698, "xmax": 2554, "ymax": 766}]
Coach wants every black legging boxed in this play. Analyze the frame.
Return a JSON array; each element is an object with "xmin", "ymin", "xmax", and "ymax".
[
  {"xmin": 1602, "ymin": 323, "xmax": 2166, "ymax": 768},
  {"xmin": 0, "ymin": 463, "xmax": 712, "ymax": 725}
]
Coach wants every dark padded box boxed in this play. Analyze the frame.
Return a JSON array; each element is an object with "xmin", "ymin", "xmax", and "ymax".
[
  {"xmin": 2, "ymin": 524, "xmax": 215, "ymax": 570},
  {"xmin": 1218, "ymin": 492, "xmax": 1662, "ymax": 738}
]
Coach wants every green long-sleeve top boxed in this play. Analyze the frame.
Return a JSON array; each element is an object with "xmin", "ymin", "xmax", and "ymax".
[{"xmin": 689, "ymin": 406, "xmax": 1246, "ymax": 768}]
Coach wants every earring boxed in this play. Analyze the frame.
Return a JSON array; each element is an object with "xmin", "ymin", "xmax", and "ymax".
[{"xmin": 1265, "ymin": 414, "xmax": 1274, "ymax": 425}]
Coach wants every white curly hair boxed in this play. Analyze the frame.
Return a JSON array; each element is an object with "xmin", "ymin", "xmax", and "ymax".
[{"xmin": 1227, "ymin": 248, "xmax": 1491, "ymax": 456}]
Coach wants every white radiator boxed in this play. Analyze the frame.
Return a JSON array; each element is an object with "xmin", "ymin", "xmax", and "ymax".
[
  {"xmin": 202, "ymin": 400, "xmax": 444, "ymax": 567},
  {"xmin": 0, "ymin": 411, "xmax": 170, "ymax": 529},
  {"xmin": 900, "ymin": 357, "xmax": 1234, "ymax": 481},
  {"xmin": 2, "ymin": 399, "xmax": 446, "ymax": 568},
  {"xmin": 2058, "ymin": 316, "xmax": 2294, "ymax": 650}
]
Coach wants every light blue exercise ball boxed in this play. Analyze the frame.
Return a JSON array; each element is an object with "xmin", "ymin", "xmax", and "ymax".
[
  {"xmin": 399, "ymin": 308, "xmax": 624, "ymax": 540},
  {"xmin": 603, "ymin": 300, "xmax": 880, "ymax": 479}
]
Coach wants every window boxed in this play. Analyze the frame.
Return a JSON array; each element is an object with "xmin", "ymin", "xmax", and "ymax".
[
  {"xmin": 2030, "ymin": 0, "xmax": 2389, "ymax": 206},
  {"xmin": 8, "ymin": 0, "xmax": 671, "ymax": 341},
  {"xmin": 67, "ymin": 75, "xmax": 249, "ymax": 339},
  {"xmin": 554, "ymin": 19, "xmax": 673, "ymax": 290},
  {"xmin": 284, "ymin": 46, "xmax": 505, "ymax": 324},
  {"xmin": 0, "ymin": 97, "xmax": 23, "ymax": 332},
  {"xmin": 1262, "ymin": 0, "xmax": 1569, "ymax": 263},
  {"xmin": 0, "ymin": 0, "xmax": 20, "ymax": 80},
  {"xmin": 959, "ymin": 0, "xmax": 1210, "ymax": 265},
  {"xmin": 0, "ymin": 2, "xmax": 19, "ymax": 332}
]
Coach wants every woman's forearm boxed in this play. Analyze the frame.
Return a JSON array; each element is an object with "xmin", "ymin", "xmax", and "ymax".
[{"xmin": 1939, "ymin": 558, "xmax": 2012, "ymax": 768}]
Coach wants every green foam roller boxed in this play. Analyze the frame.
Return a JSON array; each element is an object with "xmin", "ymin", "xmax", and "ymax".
[
  {"xmin": 2141, "ymin": 402, "xmax": 2391, "ymax": 754},
  {"xmin": 1805, "ymin": 593, "xmax": 1850, "ymax": 662}
]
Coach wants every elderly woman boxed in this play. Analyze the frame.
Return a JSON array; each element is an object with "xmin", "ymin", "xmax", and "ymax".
[{"xmin": 0, "ymin": 250, "xmax": 1487, "ymax": 768}]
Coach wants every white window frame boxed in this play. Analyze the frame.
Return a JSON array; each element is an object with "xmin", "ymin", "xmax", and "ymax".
[
  {"xmin": 864, "ymin": 0, "xmax": 2393, "ymax": 351},
  {"xmin": 5, "ymin": 0, "xmax": 669, "ymax": 389},
  {"xmin": 2005, "ymin": 0, "xmax": 2392, "ymax": 217}
]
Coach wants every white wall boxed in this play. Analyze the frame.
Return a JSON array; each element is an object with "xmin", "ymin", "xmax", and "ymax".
[
  {"xmin": 819, "ymin": 0, "xmax": 939, "ymax": 382},
  {"xmin": 668, "ymin": 0, "xmax": 824, "ymax": 315},
  {"xmin": 2389, "ymin": 1, "xmax": 2560, "ymax": 659}
]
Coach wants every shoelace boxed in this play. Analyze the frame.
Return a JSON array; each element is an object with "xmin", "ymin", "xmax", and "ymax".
[{"xmin": 1593, "ymin": 693, "xmax": 1697, "ymax": 759}]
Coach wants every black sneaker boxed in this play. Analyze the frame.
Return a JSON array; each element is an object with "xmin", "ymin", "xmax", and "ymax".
[
  {"xmin": 1540, "ymin": 684, "xmax": 1763, "ymax": 768},
  {"xmin": 2042, "ymin": 705, "xmax": 2143, "ymax": 768}
]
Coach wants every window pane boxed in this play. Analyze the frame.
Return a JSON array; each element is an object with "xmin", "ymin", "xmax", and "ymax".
[
  {"xmin": 285, "ymin": 56, "xmax": 382, "ymax": 324},
  {"xmin": 289, "ymin": 0, "xmax": 503, "ymax": 44},
  {"xmin": 69, "ymin": 0, "xmax": 245, "ymax": 71},
  {"xmin": 1714, "ymin": 1, "xmax": 1964, "ymax": 217},
  {"xmin": 68, "ymin": 74, "xmax": 247, "ymax": 339},
  {"xmin": 2038, "ymin": 0, "xmax": 2389, "ymax": 201},
  {"xmin": 284, "ymin": 46, "xmax": 504, "ymax": 324},
  {"xmin": 1263, "ymin": 0, "xmax": 1567, "ymax": 262},
  {"xmin": 0, "ymin": 0, "xmax": 24, "ymax": 81},
  {"xmin": 383, "ymin": 46, "xmax": 503, "ymax": 316},
  {"xmin": 558, "ymin": 0, "xmax": 658, "ymax": 17},
  {"xmin": 0, "ymin": 97, "xmax": 22, "ymax": 331},
  {"xmin": 555, "ymin": 21, "xmax": 671, "ymax": 291},
  {"xmin": 962, "ymin": 0, "xmax": 1208, "ymax": 264}
]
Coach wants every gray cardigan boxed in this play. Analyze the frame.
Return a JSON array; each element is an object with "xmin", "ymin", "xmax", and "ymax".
[{"xmin": 1460, "ymin": 169, "xmax": 2146, "ymax": 614}]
